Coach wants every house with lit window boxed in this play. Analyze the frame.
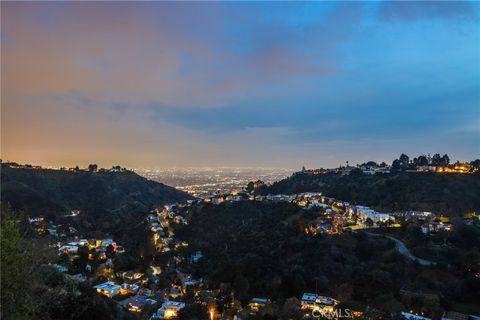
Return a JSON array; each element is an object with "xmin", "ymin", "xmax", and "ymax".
[
  {"xmin": 126, "ymin": 295, "xmax": 157, "ymax": 312},
  {"xmin": 300, "ymin": 293, "xmax": 339, "ymax": 311},
  {"xmin": 248, "ymin": 298, "xmax": 270, "ymax": 312},
  {"xmin": 401, "ymin": 312, "xmax": 431, "ymax": 320},
  {"xmin": 58, "ymin": 245, "xmax": 78, "ymax": 254},
  {"xmin": 150, "ymin": 300, "xmax": 186, "ymax": 319},
  {"xmin": 301, "ymin": 293, "xmax": 318, "ymax": 309},
  {"xmin": 93, "ymin": 281, "xmax": 121, "ymax": 298}
]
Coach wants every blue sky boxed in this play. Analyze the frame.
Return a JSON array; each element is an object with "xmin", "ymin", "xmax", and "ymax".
[{"xmin": 2, "ymin": 1, "xmax": 479, "ymax": 168}]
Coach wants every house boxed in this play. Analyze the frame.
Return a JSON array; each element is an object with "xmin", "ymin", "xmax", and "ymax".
[
  {"xmin": 28, "ymin": 217, "xmax": 44, "ymax": 223},
  {"xmin": 168, "ymin": 286, "xmax": 183, "ymax": 299},
  {"xmin": 52, "ymin": 264, "xmax": 68, "ymax": 273},
  {"xmin": 300, "ymin": 293, "xmax": 339, "ymax": 311},
  {"xmin": 301, "ymin": 293, "xmax": 318, "ymax": 309},
  {"xmin": 68, "ymin": 239, "xmax": 88, "ymax": 246},
  {"xmin": 308, "ymin": 202, "xmax": 328, "ymax": 209},
  {"xmin": 58, "ymin": 245, "xmax": 78, "ymax": 254},
  {"xmin": 248, "ymin": 298, "xmax": 270, "ymax": 312},
  {"xmin": 191, "ymin": 251, "xmax": 203, "ymax": 263},
  {"xmin": 93, "ymin": 281, "xmax": 121, "ymax": 298},
  {"xmin": 126, "ymin": 295, "xmax": 157, "ymax": 312},
  {"xmin": 120, "ymin": 270, "xmax": 135, "ymax": 280},
  {"xmin": 180, "ymin": 274, "xmax": 199, "ymax": 287},
  {"xmin": 401, "ymin": 312, "xmax": 431, "ymax": 320},
  {"xmin": 355, "ymin": 206, "xmax": 394, "ymax": 224},
  {"xmin": 120, "ymin": 283, "xmax": 140, "ymax": 295},
  {"xmin": 151, "ymin": 300, "xmax": 186, "ymax": 319}
]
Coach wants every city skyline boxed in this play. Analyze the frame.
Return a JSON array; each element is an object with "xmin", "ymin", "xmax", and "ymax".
[{"xmin": 2, "ymin": 1, "xmax": 479, "ymax": 169}]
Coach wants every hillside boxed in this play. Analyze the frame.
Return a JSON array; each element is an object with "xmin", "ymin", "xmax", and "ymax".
[
  {"xmin": 0, "ymin": 164, "xmax": 193, "ymax": 219},
  {"xmin": 175, "ymin": 201, "xmax": 480, "ymax": 316},
  {"xmin": 258, "ymin": 172, "xmax": 480, "ymax": 216}
]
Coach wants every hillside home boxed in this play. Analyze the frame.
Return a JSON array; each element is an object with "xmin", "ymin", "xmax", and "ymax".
[
  {"xmin": 301, "ymin": 293, "xmax": 339, "ymax": 311},
  {"xmin": 151, "ymin": 300, "xmax": 186, "ymax": 320},
  {"xmin": 126, "ymin": 295, "xmax": 157, "ymax": 312},
  {"xmin": 93, "ymin": 281, "xmax": 121, "ymax": 298},
  {"xmin": 248, "ymin": 298, "xmax": 270, "ymax": 312},
  {"xmin": 58, "ymin": 245, "xmax": 78, "ymax": 254},
  {"xmin": 401, "ymin": 312, "xmax": 431, "ymax": 320}
]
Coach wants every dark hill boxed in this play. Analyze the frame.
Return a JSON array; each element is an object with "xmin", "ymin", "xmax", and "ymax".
[
  {"xmin": 258, "ymin": 171, "xmax": 480, "ymax": 216},
  {"xmin": 0, "ymin": 164, "xmax": 193, "ymax": 219},
  {"xmin": 176, "ymin": 201, "xmax": 480, "ymax": 315}
]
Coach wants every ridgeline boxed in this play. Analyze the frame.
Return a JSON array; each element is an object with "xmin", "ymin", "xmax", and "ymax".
[
  {"xmin": 0, "ymin": 164, "xmax": 193, "ymax": 219},
  {"xmin": 257, "ymin": 171, "xmax": 480, "ymax": 216}
]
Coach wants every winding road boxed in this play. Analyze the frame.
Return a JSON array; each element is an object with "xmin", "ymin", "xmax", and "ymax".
[{"xmin": 363, "ymin": 231, "xmax": 435, "ymax": 266}]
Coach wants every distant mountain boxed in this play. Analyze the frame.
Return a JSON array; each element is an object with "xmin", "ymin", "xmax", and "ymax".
[
  {"xmin": 0, "ymin": 164, "xmax": 193, "ymax": 220},
  {"xmin": 258, "ymin": 171, "xmax": 480, "ymax": 216}
]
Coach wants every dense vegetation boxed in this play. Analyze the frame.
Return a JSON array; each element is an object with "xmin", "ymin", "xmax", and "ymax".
[
  {"xmin": 1, "ymin": 164, "xmax": 192, "ymax": 224},
  {"xmin": 0, "ymin": 206, "xmax": 139, "ymax": 320},
  {"xmin": 258, "ymin": 172, "xmax": 480, "ymax": 216},
  {"xmin": 176, "ymin": 201, "xmax": 480, "ymax": 318}
]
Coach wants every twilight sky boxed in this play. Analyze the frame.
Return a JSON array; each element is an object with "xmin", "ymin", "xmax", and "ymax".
[{"xmin": 1, "ymin": 1, "xmax": 479, "ymax": 169}]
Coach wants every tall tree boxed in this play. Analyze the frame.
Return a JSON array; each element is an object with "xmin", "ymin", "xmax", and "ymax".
[
  {"xmin": 431, "ymin": 153, "xmax": 441, "ymax": 166},
  {"xmin": 440, "ymin": 154, "xmax": 450, "ymax": 166},
  {"xmin": 391, "ymin": 159, "xmax": 402, "ymax": 173},
  {"xmin": 399, "ymin": 154, "xmax": 409, "ymax": 167},
  {"xmin": 417, "ymin": 155, "xmax": 429, "ymax": 166}
]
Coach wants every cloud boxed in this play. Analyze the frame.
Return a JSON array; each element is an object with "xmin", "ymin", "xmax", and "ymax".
[
  {"xmin": 2, "ymin": 2, "xmax": 348, "ymax": 110},
  {"xmin": 1, "ymin": 2, "xmax": 479, "ymax": 168}
]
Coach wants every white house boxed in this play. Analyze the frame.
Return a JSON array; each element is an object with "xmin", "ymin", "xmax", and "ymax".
[
  {"xmin": 300, "ymin": 293, "xmax": 339, "ymax": 310},
  {"xmin": 93, "ymin": 281, "xmax": 121, "ymax": 298},
  {"xmin": 401, "ymin": 312, "xmax": 431, "ymax": 320},
  {"xmin": 59, "ymin": 245, "xmax": 78, "ymax": 254},
  {"xmin": 151, "ymin": 300, "xmax": 186, "ymax": 319}
]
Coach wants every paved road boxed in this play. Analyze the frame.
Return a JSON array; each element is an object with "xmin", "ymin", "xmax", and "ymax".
[{"xmin": 363, "ymin": 232, "xmax": 435, "ymax": 266}]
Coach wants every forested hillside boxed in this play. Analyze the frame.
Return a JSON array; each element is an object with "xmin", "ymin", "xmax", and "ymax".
[
  {"xmin": 258, "ymin": 172, "xmax": 480, "ymax": 216},
  {"xmin": 1, "ymin": 164, "xmax": 193, "ymax": 218},
  {"xmin": 175, "ymin": 201, "xmax": 480, "ymax": 317}
]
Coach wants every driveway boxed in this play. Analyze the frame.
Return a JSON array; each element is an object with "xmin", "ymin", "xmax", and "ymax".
[{"xmin": 363, "ymin": 231, "xmax": 435, "ymax": 266}]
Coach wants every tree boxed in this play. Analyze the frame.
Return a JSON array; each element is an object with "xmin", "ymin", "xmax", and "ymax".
[
  {"xmin": 74, "ymin": 245, "xmax": 90, "ymax": 272},
  {"xmin": 246, "ymin": 181, "xmax": 256, "ymax": 194},
  {"xmin": 431, "ymin": 153, "xmax": 441, "ymax": 166},
  {"xmin": 1, "ymin": 206, "xmax": 55, "ymax": 319},
  {"xmin": 233, "ymin": 274, "xmax": 250, "ymax": 302},
  {"xmin": 470, "ymin": 159, "xmax": 480, "ymax": 170},
  {"xmin": 399, "ymin": 154, "xmax": 409, "ymax": 167},
  {"xmin": 440, "ymin": 154, "xmax": 450, "ymax": 166},
  {"xmin": 178, "ymin": 303, "xmax": 208, "ymax": 320},
  {"xmin": 365, "ymin": 218, "xmax": 374, "ymax": 227},
  {"xmin": 88, "ymin": 164, "xmax": 98, "ymax": 172},
  {"xmin": 280, "ymin": 298, "xmax": 302, "ymax": 320},
  {"xmin": 106, "ymin": 244, "xmax": 115, "ymax": 259},
  {"xmin": 417, "ymin": 155, "xmax": 429, "ymax": 166},
  {"xmin": 349, "ymin": 168, "xmax": 364, "ymax": 177},
  {"xmin": 1, "ymin": 208, "xmax": 36, "ymax": 319},
  {"xmin": 391, "ymin": 159, "xmax": 402, "ymax": 173}
]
